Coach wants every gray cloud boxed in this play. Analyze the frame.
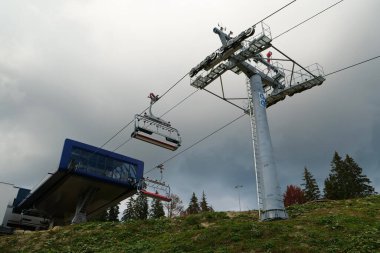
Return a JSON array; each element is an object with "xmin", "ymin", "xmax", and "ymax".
[{"xmin": 1, "ymin": 0, "xmax": 379, "ymax": 212}]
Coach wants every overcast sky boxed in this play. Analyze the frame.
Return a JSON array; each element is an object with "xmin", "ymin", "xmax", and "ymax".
[{"xmin": 1, "ymin": 0, "xmax": 379, "ymax": 212}]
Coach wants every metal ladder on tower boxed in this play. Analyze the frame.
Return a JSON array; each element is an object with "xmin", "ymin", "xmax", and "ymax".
[{"xmin": 246, "ymin": 77, "xmax": 264, "ymax": 217}]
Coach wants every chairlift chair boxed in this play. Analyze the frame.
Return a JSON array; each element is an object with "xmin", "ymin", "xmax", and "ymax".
[
  {"xmin": 140, "ymin": 189, "xmax": 172, "ymax": 202},
  {"xmin": 131, "ymin": 93, "xmax": 182, "ymax": 151},
  {"xmin": 138, "ymin": 178, "xmax": 172, "ymax": 202}
]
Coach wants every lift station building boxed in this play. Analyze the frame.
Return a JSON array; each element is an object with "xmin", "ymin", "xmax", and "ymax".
[{"xmin": 1, "ymin": 139, "xmax": 144, "ymax": 231}]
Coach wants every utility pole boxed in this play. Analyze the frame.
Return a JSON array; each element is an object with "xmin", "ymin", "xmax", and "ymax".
[{"xmin": 234, "ymin": 185, "xmax": 243, "ymax": 211}]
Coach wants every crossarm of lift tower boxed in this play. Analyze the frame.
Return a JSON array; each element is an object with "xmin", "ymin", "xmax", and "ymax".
[{"xmin": 189, "ymin": 22, "xmax": 325, "ymax": 109}]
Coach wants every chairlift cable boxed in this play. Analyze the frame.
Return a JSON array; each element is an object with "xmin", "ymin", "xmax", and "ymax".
[
  {"xmin": 145, "ymin": 55, "xmax": 380, "ymax": 175},
  {"xmin": 112, "ymin": 137, "xmax": 132, "ymax": 152},
  {"xmin": 158, "ymin": 73, "xmax": 190, "ymax": 101},
  {"xmin": 141, "ymin": 0, "xmax": 378, "ymax": 176},
  {"xmin": 99, "ymin": 114, "xmax": 143, "ymax": 151},
  {"xmin": 177, "ymin": 1, "xmax": 346, "ymax": 124},
  {"xmin": 272, "ymin": 0, "xmax": 345, "ymax": 40},
  {"xmin": 113, "ymin": 87, "xmax": 199, "ymax": 152},
  {"xmin": 324, "ymin": 56, "xmax": 380, "ymax": 77},
  {"xmin": 98, "ymin": 72, "xmax": 189, "ymax": 151},
  {"xmin": 160, "ymin": 89, "xmax": 199, "ymax": 118},
  {"xmin": 145, "ymin": 113, "xmax": 246, "ymax": 175},
  {"xmin": 253, "ymin": 0, "xmax": 297, "ymax": 28},
  {"xmin": 193, "ymin": 0, "xmax": 347, "ymax": 118},
  {"xmin": 195, "ymin": 0, "xmax": 358, "ymax": 116},
  {"xmin": 97, "ymin": 1, "xmax": 298, "ymax": 152}
]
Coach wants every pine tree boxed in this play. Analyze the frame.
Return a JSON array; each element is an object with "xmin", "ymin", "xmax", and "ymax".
[
  {"xmin": 324, "ymin": 151, "xmax": 344, "ymax": 199},
  {"xmin": 186, "ymin": 192, "xmax": 200, "ymax": 214},
  {"xmin": 149, "ymin": 193, "xmax": 165, "ymax": 219},
  {"xmin": 121, "ymin": 197, "xmax": 136, "ymax": 221},
  {"xmin": 301, "ymin": 167, "xmax": 320, "ymax": 201},
  {"xmin": 107, "ymin": 204, "xmax": 120, "ymax": 222},
  {"xmin": 343, "ymin": 155, "xmax": 375, "ymax": 197},
  {"xmin": 134, "ymin": 193, "xmax": 149, "ymax": 220},
  {"xmin": 283, "ymin": 185, "xmax": 306, "ymax": 207},
  {"xmin": 324, "ymin": 152, "xmax": 376, "ymax": 199},
  {"xmin": 199, "ymin": 191, "xmax": 210, "ymax": 212}
]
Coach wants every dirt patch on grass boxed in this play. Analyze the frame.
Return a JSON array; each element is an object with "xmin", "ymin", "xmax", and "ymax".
[
  {"xmin": 226, "ymin": 211, "xmax": 239, "ymax": 218},
  {"xmin": 201, "ymin": 222, "xmax": 214, "ymax": 228}
]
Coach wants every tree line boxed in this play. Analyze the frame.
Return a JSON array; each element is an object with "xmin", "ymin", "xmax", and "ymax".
[
  {"xmin": 91, "ymin": 191, "xmax": 213, "ymax": 222},
  {"xmin": 284, "ymin": 151, "xmax": 376, "ymax": 207}
]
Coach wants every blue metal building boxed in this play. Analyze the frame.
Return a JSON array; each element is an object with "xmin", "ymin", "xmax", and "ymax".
[{"xmin": 17, "ymin": 139, "xmax": 144, "ymax": 225}]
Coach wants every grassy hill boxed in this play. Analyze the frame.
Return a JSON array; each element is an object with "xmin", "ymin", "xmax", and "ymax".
[{"xmin": 0, "ymin": 196, "xmax": 379, "ymax": 253}]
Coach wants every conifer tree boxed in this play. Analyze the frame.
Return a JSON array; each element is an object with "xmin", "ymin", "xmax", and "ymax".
[
  {"xmin": 107, "ymin": 204, "xmax": 120, "ymax": 221},
  {"xmin": 199, "ymin": 191, "xmax": 210, "ymax": 212},
  {"xmin": 343, "ymin": 154, "xmax": 375, "ymax": 197},
  {"xmin": 134, "ymin": 193, "xmax": 149, "ymax": 220},
  {"xmin": 149, "ymin": 193, "xmax": 165, "ymax": 219},
  {"xmin": 186, "ymin": 192, "xmax": 200, "ymax": 214},
  {"xmin": 121, "ymin": 197, "xmax": 136, "ymax": 221},
  {"xmin": 324, "ymin": 152, "xmax": 375, "ymax": 199},
  {"xmin": 301, "ymin": 167, "xmax": 320, "ymax": 201},
  {"xmin": 324, "ymin": 151, "xmax": 344, "ymax": 199}
]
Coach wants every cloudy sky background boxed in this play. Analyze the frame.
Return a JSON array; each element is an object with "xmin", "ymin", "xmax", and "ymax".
[{"xmin": 1, "ymin": 0, "xmax": 379, "ymax": 212}]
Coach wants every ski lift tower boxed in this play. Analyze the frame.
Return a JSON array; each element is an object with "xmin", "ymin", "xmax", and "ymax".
[{"xmin": 189, "ymin": 23, "xmax": 325, "ymax": 220}]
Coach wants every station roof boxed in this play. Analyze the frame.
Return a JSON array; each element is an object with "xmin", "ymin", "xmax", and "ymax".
[{"xmin": 17, "ymin": 139, "xmax": 144, "ymax": 224}]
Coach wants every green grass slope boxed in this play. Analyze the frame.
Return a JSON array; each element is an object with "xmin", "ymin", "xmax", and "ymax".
[{"xmin": 1, "ymin": 196, "xmax": 379, "ymax": 253}]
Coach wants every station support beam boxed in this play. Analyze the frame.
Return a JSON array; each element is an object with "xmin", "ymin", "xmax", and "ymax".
[{"xmin": 71, "ymin": 187, "xmax": 98, "ymax": 224}]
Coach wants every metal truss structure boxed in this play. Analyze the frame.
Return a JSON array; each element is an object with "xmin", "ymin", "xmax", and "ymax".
[
  {"xmin": 189, "ymin": 22, "xmax": 325, "ymax": 220},
  {"xmin": 190, "ymin": 23, "xmax": 325, "ymax": 106}
]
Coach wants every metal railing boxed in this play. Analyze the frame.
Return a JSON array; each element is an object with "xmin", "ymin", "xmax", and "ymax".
[{"xmin": 287, "ymin": 63, "xmax": 324, "ymax": 86}]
